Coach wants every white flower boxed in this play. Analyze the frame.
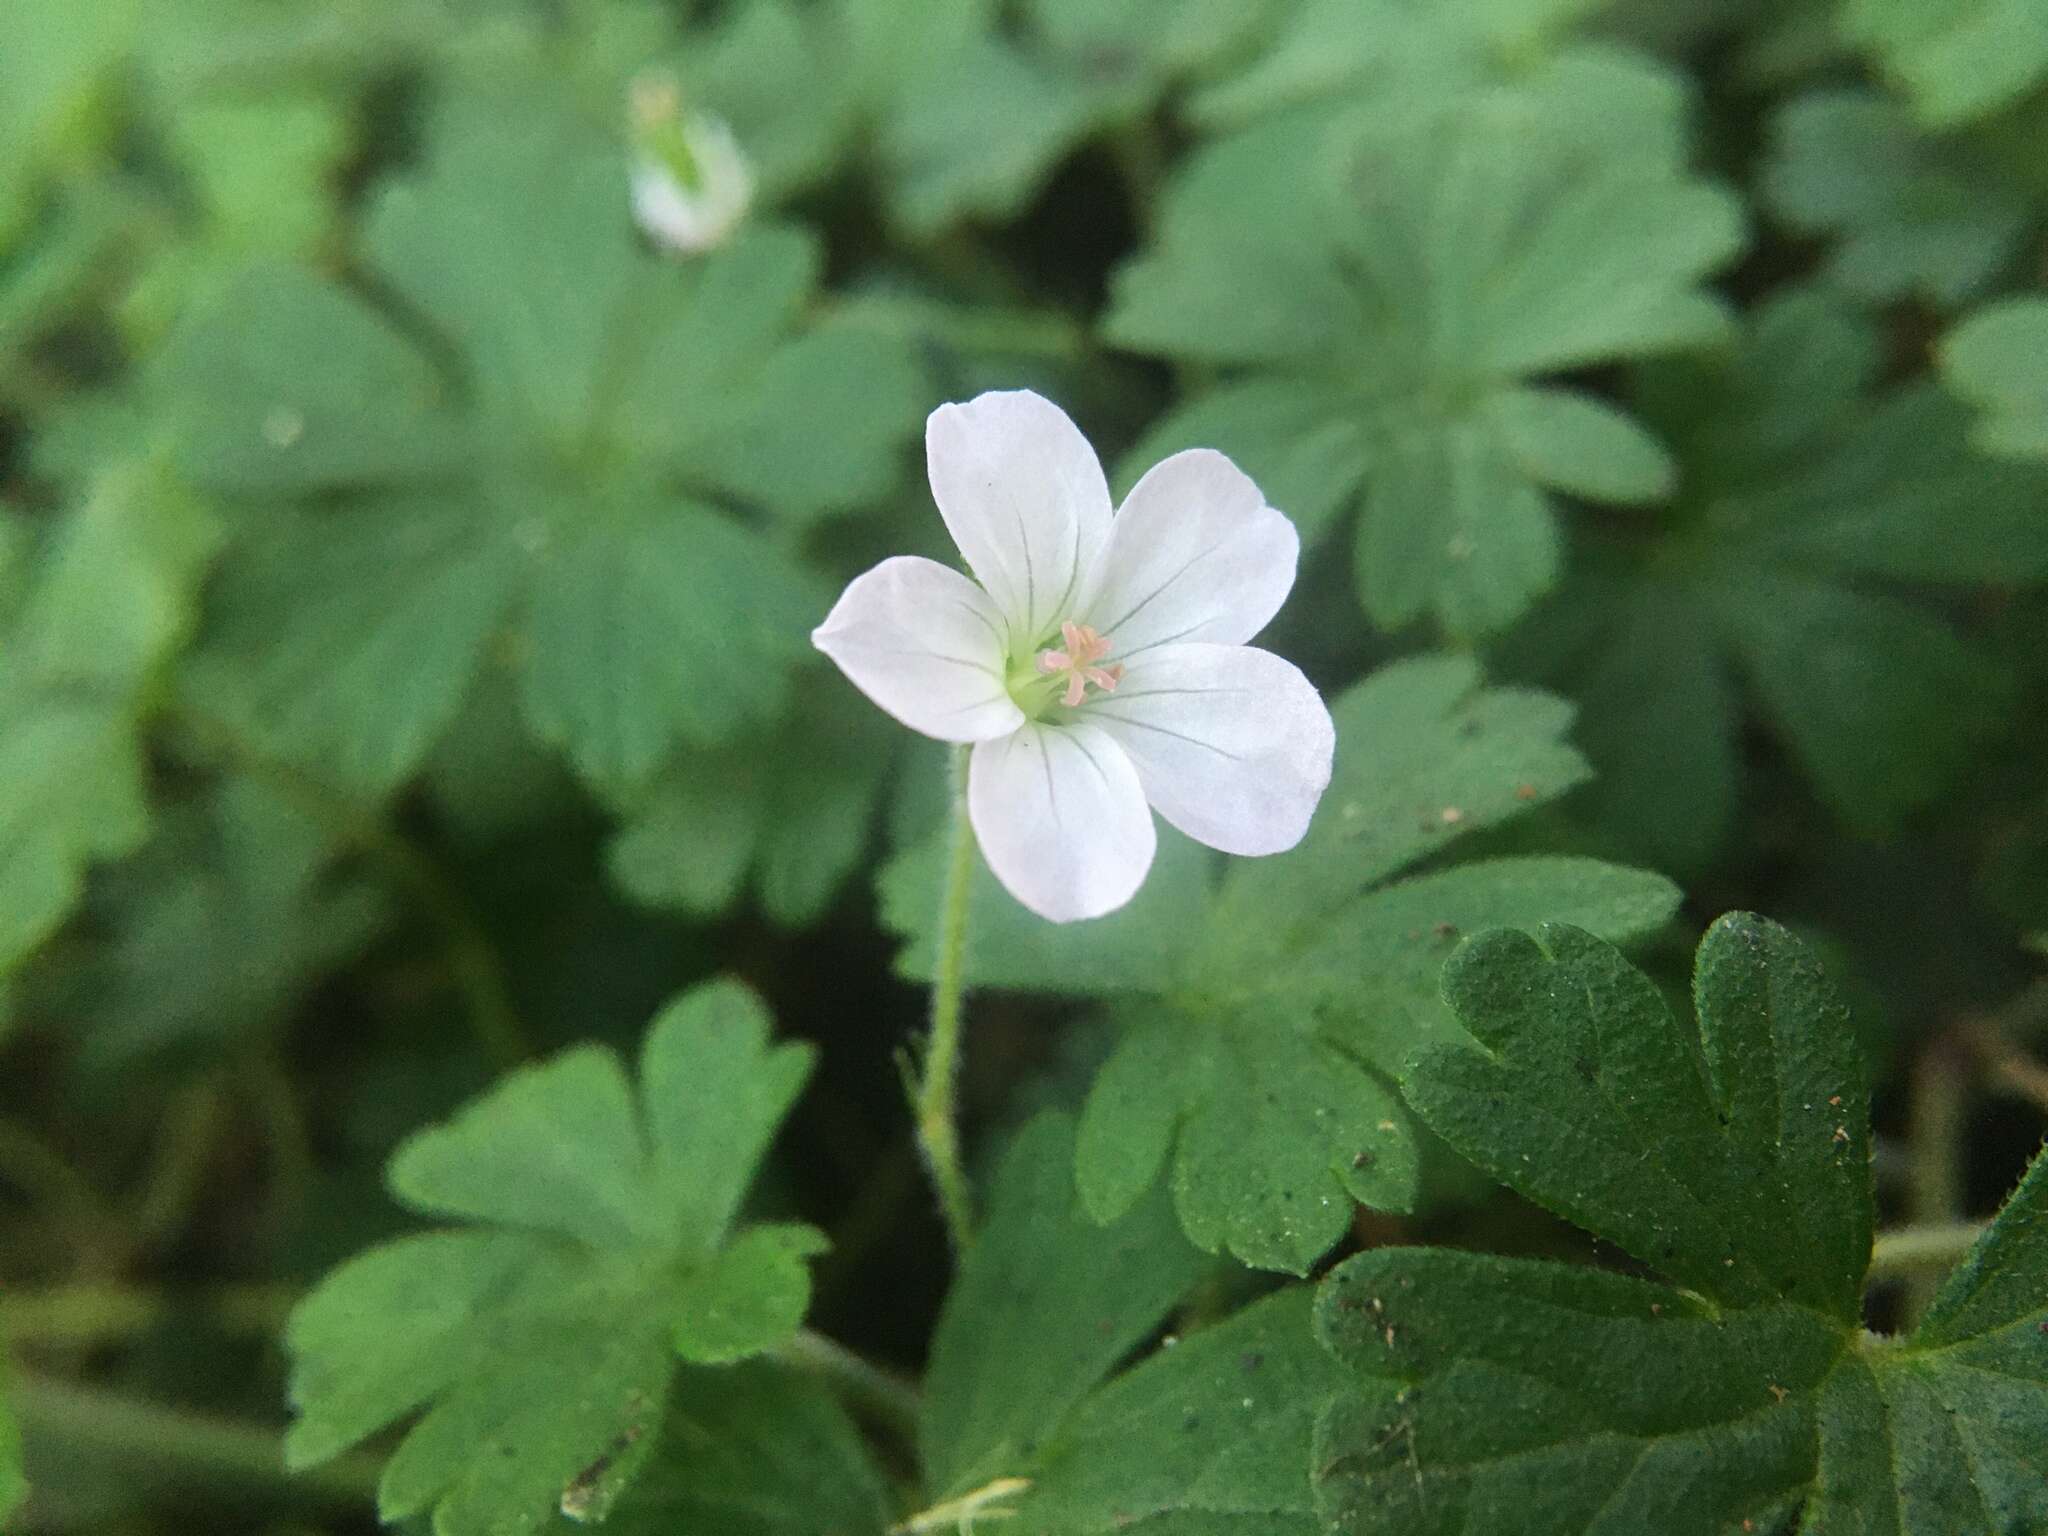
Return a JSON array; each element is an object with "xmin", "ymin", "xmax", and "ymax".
[
  {"xmin": 813, "ymin": 389, "xmax": 1335, "ymax": 923},
  {"xmin": 627, "ymin": 73, "xmax": 753, "ymax": 255}
]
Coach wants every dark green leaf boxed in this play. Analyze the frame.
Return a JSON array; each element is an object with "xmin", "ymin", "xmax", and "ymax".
[
  {"xmin": 1313, "ymin": 1250, "xmax": 1835, "ymax": 1534},
  {"xmin": 1416, "ymin": 916, "xmax": 1871, "ymax": 1316},
  {"xmin": 285, "ymin": 981, "xmax": 823, "ymax": 1536},
  {"xmin": 1316, "ymin": 912, "xmax": 2048, "ymax": 1532},
  {"xmin": 1505, "ymin": 288, "xmax": 2048, "ymax": 860},
  {"xmin": 1018, "ymin": 1287, "xmax": 1348, "ymax": 1534}
]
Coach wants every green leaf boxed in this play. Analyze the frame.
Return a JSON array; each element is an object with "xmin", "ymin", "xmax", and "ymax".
[
  {"xmin": 181, "ymin": 500, "xmax": 518, "ymax": 796},
  {"xmin": 882, "ymin": 31, "xmax": 1104, "ymax": 235},
  {"xmin": 1715, "ymin": 574, "xmax": 2016, "ymax": 830},
  {"xmin": 1504, "ymin": 288, "xmax": 2048, "ymax": 864},
  {"xmin": 0, "ymin": 464, "xmax": 217, "ymax": 976},
  {"xmin": 54, "ymin": 777, "xmax": 386, "ymax": 1074},
  {"xmin": 1417, "ymin": 916, "xmax": 1872, "ymax": 1316},
  {"xmin": 1942, "ymin": 297, "xmax": 2048, "ymax": 462},
  {"xmin": 1016, "ymin": 1286, "xmax": 1349, "ymax": 1534},
  {"xmin": 284, "ymin": 980, "xmax": 824, "ymax": 1536},
  {"xmin": 363, "ymin": 95, "xmax": 639, "ymax": 438},
  {"xmin": 1302, "ymin": 921, "xmax": 2048, "ymax": 1531},
  {"xmin": 1844, "ymin": 0, "xmax": 2048, "ymax": 126},
  {"xmin": 1075, "ymin": 1001, "xmax": 1420, "ymax": 1274},
  {"xmin": 1761, "ymin": 89, "xmax": 2029, "ymax": 306},
  {"xmin": 863, "ymin": 0, "xmax": 1268, "ymax": 233},
  {"xmin": 886, "ymin": 657, "xmax": 1679, "ymax": 1272},
  {"xmin": 1110, "ymin": 84, "xmax": 1737, "ymax": 635},
  {"xmin": 1488, "ymin": 386, "xmax": 1677, "ymax": 504},
  {"xmin": 921, "ymin": 1114, "xmax": 1352, "ymax": 1532},
  {"xmin": 540, "ymin": 1363, "xmax": 893, "ymax": 1536},
  {"xmin": 1807, "ymin": 1149, "xmax": 2048, "ymax": 1534},
  {"xmin": 155, "ymin": 263, "xmax": 458, "ymax": 495},
  {"xmin": 514, "ymin": 491, "xmax": 823, "ymax": 793},
  {"xmin": 608, "ymin": 683, "xmax": 897, "ymax": 926},
  {"xmin": 1310, "ymin": 913, "xmax": 2048, "ymax": 1532},
  {"xmin": 1193, "ymin": 0, "xmax": 1634, "ymax": 131},
  {"xmin": 0, "ymin": 0, "xmax": 134, "ymax": 245},
  {"xmin": 920, "ymin": 1114, "xmax": 1211, "ymax": 1498},
  {"xmin": 163, "ymin": 92, "xmax": 917, "ymax": 798},
  {"xmin": 120, "ymin": 92, "xmax": 354, "ymax": 347},
  {"xmin": 1313, "ymin": 1250, "xmax": 1836, "ymax": 1534}
]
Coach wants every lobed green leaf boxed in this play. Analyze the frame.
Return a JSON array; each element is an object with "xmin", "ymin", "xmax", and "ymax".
[{"xmin": 284, "ymin": 981, "xmax": 823, "ymax": 1536}]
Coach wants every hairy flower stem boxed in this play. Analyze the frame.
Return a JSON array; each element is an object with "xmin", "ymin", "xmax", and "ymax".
[
  {"xmin": 1867, "ymin": 1220, "xmax": 1989, "ymax": 1280},
  {"xmin": 1902, "ymin": 1030, "xmax": 1971, "ymax": 1326},
  {"xmin": 914, "ymin": 746, "xmax": 978, "ymax": 1254}
]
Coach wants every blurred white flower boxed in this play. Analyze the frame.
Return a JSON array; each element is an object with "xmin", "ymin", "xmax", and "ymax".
[
  {"xmin": 814, "ymin": 390, "xmax": 1334, "ymax": 923},
  {"xmin": 628, "ymin": 72, "xmax": 752, "ymax": 254}
]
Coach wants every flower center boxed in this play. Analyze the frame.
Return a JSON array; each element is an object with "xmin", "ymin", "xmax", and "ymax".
[{"xmin": 1007, "ymin": 620, "xmax": 1123, "ymax": 718}]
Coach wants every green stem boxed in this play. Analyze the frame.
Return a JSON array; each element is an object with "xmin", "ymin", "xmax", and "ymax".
[
  {"xmin": 176, "ymin": 707, "xmax": 529, "ymax": 1069},
  {"xmin": 5, "ymin": 1283, "xmax": 300, "ymax": 1349},
  {"xmin": 12, "ymin": 1371, "xmax": 381, "ymax": 1506},
  {"xmin": 1902, "ymin": 1032, "xmax": 1970, "ymax": 1326},
  {"xmin": 913, "ymin": 747, "xmax": 978, "ymax": 1254},
  {"xmin": 1868, "ymin": 1221, "xmax": 1989, "ymax": 1280},
  {"xmin": 776, "ymin": 1329, "xmax": 921, "ymax": 1445}
]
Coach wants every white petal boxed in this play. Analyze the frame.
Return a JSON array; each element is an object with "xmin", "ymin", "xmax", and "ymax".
[
  {"xmin": 1081, "ymin": 449, "xmax": 1299, "ymax": 657},
  {"xmin": 969, "ymin": 723, "xmax": 1155, "ymax": 923},
  {"xmin": 811, "ymin": 556, "xmax": 1025, "ymax": 743},
  {"xmin": 1086, "ymin": 642, "xmax": 1333, "ymax": 857},
  {"xmin": 926, "ymin": 390, "xmax": 1113, "ymax": 645}
]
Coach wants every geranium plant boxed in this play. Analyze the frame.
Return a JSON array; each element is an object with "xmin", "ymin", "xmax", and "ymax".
[{"xmin": 2, "ymin": 2, "xmax": 2047, "ymax": 1534}]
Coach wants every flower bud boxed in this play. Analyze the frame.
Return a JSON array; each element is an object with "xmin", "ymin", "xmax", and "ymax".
[{"xmin": 627, "ymin": 71, "xmax": 752, "ymax": 255}]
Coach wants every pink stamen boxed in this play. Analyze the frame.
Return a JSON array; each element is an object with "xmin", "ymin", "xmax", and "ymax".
[{"xmin": 1036, "ymin": 624, "xmax": 1122, "ymax": 707}]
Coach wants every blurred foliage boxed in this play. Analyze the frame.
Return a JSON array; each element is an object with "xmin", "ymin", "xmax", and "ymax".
[{"xmin": 2, "ymin": 0, "xmax": 2047, "ymax": 1532}]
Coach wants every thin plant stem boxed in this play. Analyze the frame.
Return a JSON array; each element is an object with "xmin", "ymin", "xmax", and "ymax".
[
  {"xmin": 4, "ymin": 1282, "xmax": 300, "ymax": 1349},
  {"xmin": 913, "ymin": 746, "xmax": 978, "ymax": 1254},
  {"xmin": 776, "ymin": 1329, "xmax": 921, "ymax": 1446},
  {"xmin": 1868, "ymin": 1221, "xmax": 1988, "ymax": 1281},
  {"xmin": 1902, "ymin": 1031, "xmax": 1970, "ymax": 1326},
  {"xmin": 13, "ymin": 1370, "xmax": 381, "ymax": 1506}
]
